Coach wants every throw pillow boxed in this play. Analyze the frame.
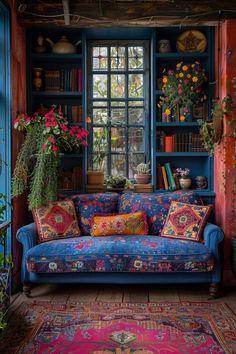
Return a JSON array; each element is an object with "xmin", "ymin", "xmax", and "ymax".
[
  {"xmin": 32, "ymin": 200, "xmax": 81, "ymax": 243},
  {"xmin": 91, "ymin": 211, "xmax": 148, "ymax": 237},
  {"xmin": 160, "ymin": 201, "xmax": 213, "ymax": 242}
]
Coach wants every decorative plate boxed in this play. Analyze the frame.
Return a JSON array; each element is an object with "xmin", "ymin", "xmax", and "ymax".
[{"xmin": 176, "ymin": 30, "xmax": 207, "ymax": 53}]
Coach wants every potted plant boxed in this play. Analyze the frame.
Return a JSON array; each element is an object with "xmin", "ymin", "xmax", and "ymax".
[
  {"xmin": 12, "ymin": 107, "xmax": 89, "ymax": 210},
  {"xmin": 106, "ymin": 175, "xmax": 133, "ymax": 190},
  {"xmin": 159, "ymin": 61, "xmax": 207, "ymax": 122},
  {"xmin": 174, "ymin": 168, "xmax": 191, "ymax": 189},
  {"xmin": 134, "ymin": 162, "xmax": 151, "ymax": 184}
]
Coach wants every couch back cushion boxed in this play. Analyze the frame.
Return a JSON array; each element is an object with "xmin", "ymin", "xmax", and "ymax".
[
  {"xmin": 118, "ymin": 191, "xmax": 202, "ymax": 235},
  {"xmin": 72, "ymin": 193, "xmax": 119, "ymax": 235}
]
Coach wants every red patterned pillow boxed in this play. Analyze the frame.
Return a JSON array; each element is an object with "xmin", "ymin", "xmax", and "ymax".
[
  {"xmin": 161, "ymin": 201, "xmax": 213, "ymax": 242},
  {"xmin": 33, "ymin": 200, "xmax": 81, "ymax": 243}
]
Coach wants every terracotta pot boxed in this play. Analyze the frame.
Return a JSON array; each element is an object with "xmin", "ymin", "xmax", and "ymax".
[
  {"xmin": 212, "ymin": 116, "xmax": 223, "ymax": 143},
  {"xmin": 134, "ymin": 174, "xmax": 151, "ymax": 184},
  {"xmin": 87, "ymin": 170, "xmax": 104, "ymax": 185},
  {"xmin": 179, "ymin": 177, "xmax": 191, "ymax": 190}
]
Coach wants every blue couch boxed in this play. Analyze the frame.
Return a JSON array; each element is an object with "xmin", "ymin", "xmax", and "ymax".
[{"xmin": 16, "ymin": 191, "xmax": 224, "ymax": 297}]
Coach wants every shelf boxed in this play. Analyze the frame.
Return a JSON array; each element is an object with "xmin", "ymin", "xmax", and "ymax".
[
  {"xmin": 32, "ymin": 91, "xmax": 82, "ymax": 97},
  {"xmin": 155, "ymin": 52, "xmax": 209, "ymax": 60},
  {"xmin": 156, "ymin": 122, "xmax": 199, "ymax": 127},
  {"xmin": 32, "ymin": 53, "xmax": 82, "ymax": 61},
  {"xmin": 156, "ymin": 152, "xmax": 209, "ymax": 157}
]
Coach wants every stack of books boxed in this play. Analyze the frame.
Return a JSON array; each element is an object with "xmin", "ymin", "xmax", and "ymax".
[{"xmin": 134, "ymin": 184, "xmax": 153, "ymax": 193}]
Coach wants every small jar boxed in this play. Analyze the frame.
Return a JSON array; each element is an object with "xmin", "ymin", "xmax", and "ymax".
[
  {"xmin": 157, "ymin": 39, "xmax": 171, "ymax": 53},
  {"xmin": 195, "ymin": 176, "xmax": 207, "ymax": 189}
]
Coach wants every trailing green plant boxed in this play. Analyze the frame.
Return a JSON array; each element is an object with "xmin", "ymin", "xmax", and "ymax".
[{"xmin": 12, "ymin": 107, "xmax": 88, "ymax": 210}]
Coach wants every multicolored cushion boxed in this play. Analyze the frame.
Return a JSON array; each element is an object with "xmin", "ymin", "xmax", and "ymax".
[
  {"xmin": 161, "ymin": 201, "xmax": 213, "ymax": 242},
  {"xmin": 118, "ymin": 191, "xmax": 202, "ymax": 236},
  {"xmin": 32, "ymin": 200, "xmax": 80, "ymax": 243},
  {"xmin": 91, "ymin": 212, "xmax": 148, "ymax": 237},
  {"xmin": 72, "ymin": 193, "xmax": 119, "ymax": 235}
]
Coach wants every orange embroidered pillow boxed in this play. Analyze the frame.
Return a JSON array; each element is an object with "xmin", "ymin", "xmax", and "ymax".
[
  {"xmin": 32, "ymin": 200, "xmax": 81, "ymax": 243},
  {"xmin": 91, "ymin": 212, "xmax": 148, "ymax": 237},
  {"xmin": 161, "ymin": 201, "xmax": 213, "ymax": 242}
]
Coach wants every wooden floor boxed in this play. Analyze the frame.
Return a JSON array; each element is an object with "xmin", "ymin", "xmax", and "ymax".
[{"xmin": 9, "ymin": 283, "xmax": 236, "ymax": 316}]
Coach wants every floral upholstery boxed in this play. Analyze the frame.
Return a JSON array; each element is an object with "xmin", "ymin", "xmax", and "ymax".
[
  {"xmin": 118, "ymin": 191, "xmax": 202, "ymax": 236},
  {"xmin": 72, "ymin": 193, "xmax": 119, "ymax": 235},
  {"xmin": 26, "ymin": 235, "xmax": 214, "ymax": 273},
  {"xmin": 161, "ymin": 201, "xmax": 213, "ymax": 242},
  {"xmin": 91, "ymin": 212, "xmax": 148, "ymax": 236}
]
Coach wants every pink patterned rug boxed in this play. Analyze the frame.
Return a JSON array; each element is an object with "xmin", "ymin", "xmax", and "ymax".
[{"xmin": 1, "ymin": 301, "xmax": 236, "ymax": 353}]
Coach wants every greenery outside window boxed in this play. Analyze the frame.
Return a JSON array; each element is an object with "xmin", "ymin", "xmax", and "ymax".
[{"xmin": 87, "ymin": 40, "xmax": 149, "ymax": 179}]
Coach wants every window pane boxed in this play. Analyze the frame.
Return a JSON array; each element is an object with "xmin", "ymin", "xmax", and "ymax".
[
  {"xmin": 111, "ymin": 74, "xmax": 125, "ymax": 98},
  {"xmin": 111, "ymin": 128, "xmax": 125, "ymax": 152},
  {"xmin": 111, "ymin": 46, "xmax": 125, "ymax": 70},
  {"xmin": 128, "ymin": 107, "xmax": 144, "ymax": 125},
  {"xmin": 128, "ymin": 46, "xmax": 144, "ymax": 70},
  {"xmin": 128, "ymin": 101, "xmax": 144, "ymax": 106},
  {"xmin": 111, "ymin": 155, "xmax": 126, "ymax": 176},
  {"xmin": 93, "ymin": 74, "xmax": 107, "ymax": 98},
  {"xmin": 128, "ymin": 74, "xmax": 143, "ymax": 98},
  {"xmin": 93, "ymin": 108, "xmax": 108, "ymax": 124},
  {"xmin": 111, "ymin": 108, "xmax": 125, "ymax": 124},
  {"xmin": 129, "ymin": 153, "xmax": 145, "ymax": 179},
  {"xmin": 93, "ymin": 101, "xmax": 107, "ymax": 107},
  {"xmin": 93, "ymin": 47, "xmax": 108, "ymax": 70},
  {"xmin": 92, "ymin": 127, "xmax": 107, "ymax": 170},
  {"xmin": 111, "ymin": 101, "xmax": 125, "ymax": 107},
  {"xmin": 128, "ymin": 127, "xmax": 144, "ymax": 151}
]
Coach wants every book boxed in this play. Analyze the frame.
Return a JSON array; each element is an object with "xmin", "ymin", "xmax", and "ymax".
[
  {"xmin": 156, "ymin": 165, "xmax": 165, "ymax": 190},
  {"xmin": 161, "ymin": 166, "xmax": 169, "ymax": 190},
  {"xmin": 164, "ymin": 135, "xmax": 173, "ymax": 152},
  {"xmin": 134, "ymin": 184, "xmax": 153, "ymax": 193},
  {"xmin": 164, "ymin": 162, "xmax": 176, "ymax": 191}
]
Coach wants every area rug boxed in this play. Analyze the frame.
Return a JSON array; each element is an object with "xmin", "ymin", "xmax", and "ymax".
[{"xmin": 1, "ymin": 301, "xmax": 236, "ymax": 353}]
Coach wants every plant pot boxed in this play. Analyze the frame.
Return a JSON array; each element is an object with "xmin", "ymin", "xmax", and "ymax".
[
  {"xmin": 212, "ymin": 116, "xmax": 223, "ymax": 143},
  {"xmin": 134, "ymin": 174, "xmax": 151, "ymax": 184},
  {"xmin": 179, "ymin": 177, "xmax": 191, "ymax": 190},
  {"xmin": 87, "ymin": 170, "xmax": 104, "ymax": 186}
]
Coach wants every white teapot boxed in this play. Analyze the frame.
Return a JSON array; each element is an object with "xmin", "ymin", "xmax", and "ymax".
[{"xmin": 46, "ymin": 36, "xmax": 81, "ymax": 54}]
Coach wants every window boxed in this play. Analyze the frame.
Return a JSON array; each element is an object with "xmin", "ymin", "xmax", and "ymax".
[{"xmin": 88, "ymin": 41, "xmax": 149, "ymax": 179}]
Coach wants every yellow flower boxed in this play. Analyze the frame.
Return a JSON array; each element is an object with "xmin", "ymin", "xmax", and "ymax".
[
  {"xmin": 176, "ymin": 62, "xmax": 182, "ymax": 67},
  {"xmin": 192, "ymin": 76, "xmax": 198, "ymax": 82},
  {"xmin": 182, "ymin": 65, "xmax": 188, "ymax": 71},
  {"xmin": 191, "ymin": 64, "xmax": 195, "ymax": 68},
  {"xmin": 163, "ymin": 76, "xmax": 168, "ymax": 83},
  {"xmin": 187, "ymin": 74, "xmax": 191, "ymax": 78},
  {"xmin": 179, "ymin": 72, "xmax": 184, "ymax": 78},
  {"xmin": 165, "ymin": 108, "xmax": 171, "ymax": 116}
]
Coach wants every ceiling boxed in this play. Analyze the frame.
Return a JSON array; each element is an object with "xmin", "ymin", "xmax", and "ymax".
[{"xmin": 16, "ymin": 0, "xmax": 236, "ymax": 28}]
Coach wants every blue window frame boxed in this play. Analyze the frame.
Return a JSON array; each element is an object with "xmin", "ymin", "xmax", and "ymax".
[{"xmin": 87, "ymin": 40, "xmax": 150, "ymax": 179}]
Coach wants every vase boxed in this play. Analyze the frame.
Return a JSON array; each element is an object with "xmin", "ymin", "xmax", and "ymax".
[
  {"xmin": 179, "ymin": 177, "xmax": 191, "ymax": 190},
  {"xmin": 134, "ymin": 174, "xmax": 151, "ymax": 184}
]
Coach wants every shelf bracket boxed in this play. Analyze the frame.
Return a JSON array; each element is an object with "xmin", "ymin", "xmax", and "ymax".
[{"xmin": 62, "ymin": 0, "xmax": 70, "ymax": 26}]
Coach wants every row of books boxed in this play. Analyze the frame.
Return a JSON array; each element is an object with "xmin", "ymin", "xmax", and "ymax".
[
  {"xmin": 157, "ymin": 102, "xmax": 208, "ymax": 122},
  {"xmin": 43, "ymin": 68, "xmax": 82, "ymax": 92},
  {"xmin": 156, "ymin": 163, "xmax": 180, "ymax": 191},
  {"xmin": 58, "ymin": 104, "xmax": 83, "ymax": 123},
  {"xmin": 156, "ymin": 131, "xmax": 206, "ymax": 152}
]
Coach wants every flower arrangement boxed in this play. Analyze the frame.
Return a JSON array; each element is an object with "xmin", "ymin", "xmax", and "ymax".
[
  {"xmin": 12, "ymin": 107, "xmax": 89, "ymax": 210},
  {"xmin": 159, "ymin": 61, "xmax": 207, "ymax": 121},
  {"xmin": 13, "ymin": 108, "xmax": 89, "ymax": 155},
  {"xmin": 174, "ymin": 168, "xmax": 190, "ymax": 179}
]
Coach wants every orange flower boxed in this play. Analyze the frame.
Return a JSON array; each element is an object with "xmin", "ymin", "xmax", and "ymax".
[
  {"xmin": 163, "ymin": 76, "xmax": 168, "ymax": 84},
  {"xmin": 192, "ymin": 76, "xmax": 198, "ymax": 83},
  {"xmin": 180, "ymin": 115, "xmax": 186, "ymax": 122},
  {"xmin": 182, "ymin": 65, "xmax": 188, "ymax": 71},
  {"xmin": 187, "ymin": 74, "xmax": 191, "ymax": 78},
  {"xmin": 86, "ymin": 116, "xmax": 92, "ymax": 123},
  {"xmin": 179, "ymin": 72, "xmax": 184, "ymax": 78}
]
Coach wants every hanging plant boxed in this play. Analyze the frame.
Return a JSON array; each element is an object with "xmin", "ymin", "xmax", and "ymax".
[{"xmin": 12, "ymin": 107, "xmax": 89, "ymax": 210}]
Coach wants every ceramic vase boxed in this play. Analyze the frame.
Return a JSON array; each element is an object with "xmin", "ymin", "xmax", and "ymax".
[{"xmin": 179, "ymin": 177, "xmax": 191, "ymax": 190}]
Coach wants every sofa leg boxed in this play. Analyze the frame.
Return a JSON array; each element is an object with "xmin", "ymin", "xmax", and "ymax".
[
  {"xmin": 23, "ymin": 282, "xmax": 32, "ymax": 297},
  {"xmin": 209, "ymin": 283, "xmax": 219, "ymax": 298}
]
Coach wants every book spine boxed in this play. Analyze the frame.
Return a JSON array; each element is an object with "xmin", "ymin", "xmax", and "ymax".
[
  {"xmin": 161, "ymin": 166, "xmax": 169, "ymax": 190},
  {"xmin": 164, "ymin": 162, "xmax": 176, "ymax": 191}
]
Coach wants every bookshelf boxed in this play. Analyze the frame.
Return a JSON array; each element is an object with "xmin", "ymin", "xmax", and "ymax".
[
  {"xmin": 152, "ymin": 27, "xmax": 215, "ymax": 198},
  {"xmin": 27, "ymin": 29, "xmax": 86, "ymax": 194}
]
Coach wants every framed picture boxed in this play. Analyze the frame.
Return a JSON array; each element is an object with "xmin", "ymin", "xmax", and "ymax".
[{"xmin": 192, "ymin": 102, "xmax": 208, "ymax": 120}]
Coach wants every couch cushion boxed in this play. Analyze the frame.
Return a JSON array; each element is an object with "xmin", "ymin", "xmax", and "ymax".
[
  {"xmin": 161, "ymin": 201, "xmax": 213, "ymax": 242},
  {"xmin": 32, "ymin": 200, "xmax": 81, "ymax": 243},
  {"xmin": 91, "ymin": 212, "xmax": 148, "ymax": 236},
  {"xmin": 72, "ymin": 193, "xmax": 119, "ymax": 235},
  {"xmin": 118, "ymin": 191, "xmax": 202, "ymax": 236},
  {"xmin": 26, "ymin": 235, "xmax": 214, "ymax": 273}
]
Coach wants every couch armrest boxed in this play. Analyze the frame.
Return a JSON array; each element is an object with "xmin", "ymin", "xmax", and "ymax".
[
  {"xmin": 203, "ymin": 223, "xmax": 224, "ymax": 253},
  {"xmin": 16, "ymin": 223, "xmax": 37, "ymax": 251},
  {"xmin": 16, "ymin": 223, "xmax": 37, "ymax": 283}
]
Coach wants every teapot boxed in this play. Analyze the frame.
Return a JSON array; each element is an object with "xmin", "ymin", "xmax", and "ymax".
[{"xmin": 46, "ymin": 36, "xmax": 81, "ymax": 54}]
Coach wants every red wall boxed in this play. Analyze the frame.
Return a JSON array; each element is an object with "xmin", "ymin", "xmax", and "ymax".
[
  {"xmin": 215, "ymin": 20, "xmax": 236, "ymax": 279},
  {"xmin": 6, "ymin": 0, "xmax": 28, "ymax": 287}
]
